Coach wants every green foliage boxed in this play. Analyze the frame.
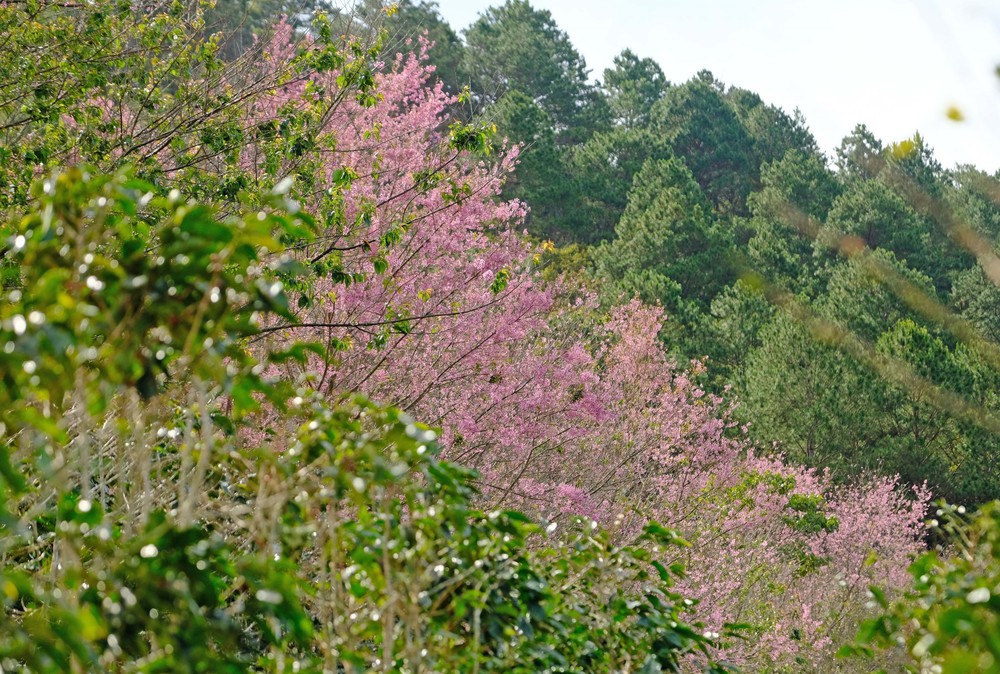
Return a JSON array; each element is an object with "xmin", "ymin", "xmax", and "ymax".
[
  {"xmin": 724, "ymin": 470, "xmax": 796, "ymax": 508},
  {"xmin": 951, "ymin": 266, "xmax": 1000, "ymax": 344},
  {"xmin": 884, "ymin": 132, "xmax": 944, "ymax": 199},
  {"xmin": 603, "ymin": 49, "xmax": 669, "ymax": 130},
  {"xmin": 649, "ymin": 73, "xmax": 756, "ymax": 214},
  {"xmin": 699, "ymin": 280, "xmax": 775, "ymax": 385},
  {"xmin": 750, "ymin": 148, "xmax": 842, "ymax": 225},
  {"xmin": 817, "ymin": 249, "xmax": 935, "ymax": 343},
  {"xmin": 947, "ymin": 166, "xmax": 1000, "ymax": 243},
  {"xmin": 1, "ymin": 166, "xmax": 309, "ymax": 430},
  {"xmin": 448, "ymin": 119, "xmax": 497, "ymax": 156},
  {"xmin": 738, "ymin": 250, "xmax": 998, "ymax": 503},
  {"xmin": 489, "ymin": 90, "xmax": 578, "ymax": 239},
  {"xmin": 784, "ymin": 494, "xmax": 840, "ymax": 535},
  {"xmin": 569, "ymin": 126, "xmax": 674, "ymax": 244},
  {"xmin": 594, "ymin": 157, "xmax": 739, "ymax": 360},
  {"xmin": 0, "ymin": 168, "xmax": 729, "ymax": 671},
  {"xmin": 835, "ymin": 124, "xmax": 885, "ymax": 182},
  {"xmin": 725, "ymin": 87, "xmax": 818, "ymax": 173},
  {"xmin": 537, "ymin": 241, "xmax": 592, "ymax": 283},
  {"xmin": 823, "ymin": 180, "xmax": 946, "ymax": 287},
  {"xmin": 596, "ymin": 158, "xmax": 733, "ymax": 310},
  {"xmin": 0, "ymin": 0, "xmax": 381, "ymax": 210},
  {"xmin": 847, "ymin": 502, "xmax": 1000, "ymax": 673},
  {"xmin": 463, "ymin": 0, "xmax": 608, "ymax": 144},
  {"xmin": 743, "ymin": 148, "xmax": 841, "ymax": 296}
]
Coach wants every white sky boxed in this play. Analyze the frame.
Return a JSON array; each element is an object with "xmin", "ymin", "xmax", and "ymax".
[{"xmin": 433, "ymin": 0, "xmax": 1000, "ymax": 173}]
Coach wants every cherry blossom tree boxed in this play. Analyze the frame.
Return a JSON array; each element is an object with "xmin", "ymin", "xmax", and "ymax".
[{"xmin": 240, "ymin": 30, "xmax": 932, "ymax": 669}]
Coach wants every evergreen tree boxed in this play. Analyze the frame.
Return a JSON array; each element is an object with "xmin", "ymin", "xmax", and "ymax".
[
  {"xmin": 649, "ymin": 71, "xmax": 756, "ymax": 214},
  {"xmin": 726, "ymin": 86, "xmax": 818, "ymax": 170},
  {"xmin": 596, "ymin": 157, "xmax": 733, "ymax": 308},
  {"xmin": 603, "ymin": 48, "xmax": 669, "ymax": 130},
  {"xmin": 835, "ymin": 123, "xmax": 884, "ymax": 182},
  {"xmin": 463, "ymin": 0, "xmax": 607, "ymax": 143},
  {"xmin": 823, "ymin": 179, "xmax": 942, "ymax": 287},
  {"xmin": 490, "ymin": 90, "xmax": 576, "ymax": 240},
  {"xmin": 568, "ymin": 125, "xmax": 673, "ymax": 243},
  {"xmin": 745, "ymin": 148, "xmax": 841, "ymax": 295}
]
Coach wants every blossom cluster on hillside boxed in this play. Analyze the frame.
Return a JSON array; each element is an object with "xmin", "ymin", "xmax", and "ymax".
[{"xmin": 2, "ymin": 1, "xmax": 995, "ymax": 672}]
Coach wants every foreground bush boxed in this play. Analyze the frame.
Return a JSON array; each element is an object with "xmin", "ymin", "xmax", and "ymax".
[
  {"xmin": 847, "ymin": 502, "xmax": 1000, "ymax": 673},
  {"xmin": 0, "ymin": 169, "xmax": 730, "ymax": 672}
]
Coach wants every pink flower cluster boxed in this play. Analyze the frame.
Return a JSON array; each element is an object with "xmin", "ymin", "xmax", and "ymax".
[{"xmin": 248, "ymin": 30, "xmax": 930, "ymax": 668}]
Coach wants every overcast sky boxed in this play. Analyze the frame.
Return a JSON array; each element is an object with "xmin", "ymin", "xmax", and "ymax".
[{"xmin": 433, "ymin": 0, "xmax": 1000, "ymax": 173}]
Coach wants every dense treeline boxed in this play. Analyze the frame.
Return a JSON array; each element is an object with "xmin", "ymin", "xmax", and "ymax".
[{"xmin": 3, "ymin": 0, "xmax": 1000, "ymax": 672}]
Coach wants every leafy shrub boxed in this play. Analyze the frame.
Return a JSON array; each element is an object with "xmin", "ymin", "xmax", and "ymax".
[
  {"xmin": 847, "ymin": 502, "xmax": 1000, "ymax": 673},
  {"xmin": 0, "ymin": 168, "xmax": 728, "ymax": 672}
]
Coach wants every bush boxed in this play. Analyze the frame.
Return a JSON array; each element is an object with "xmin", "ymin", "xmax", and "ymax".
[
  {"xmin": 846, "ymin": 502, "xmax": 1000, "ymax": 673},
  {"xmin": 0, "ymin": 168, "xmax": 728, "ymax": 672}
]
